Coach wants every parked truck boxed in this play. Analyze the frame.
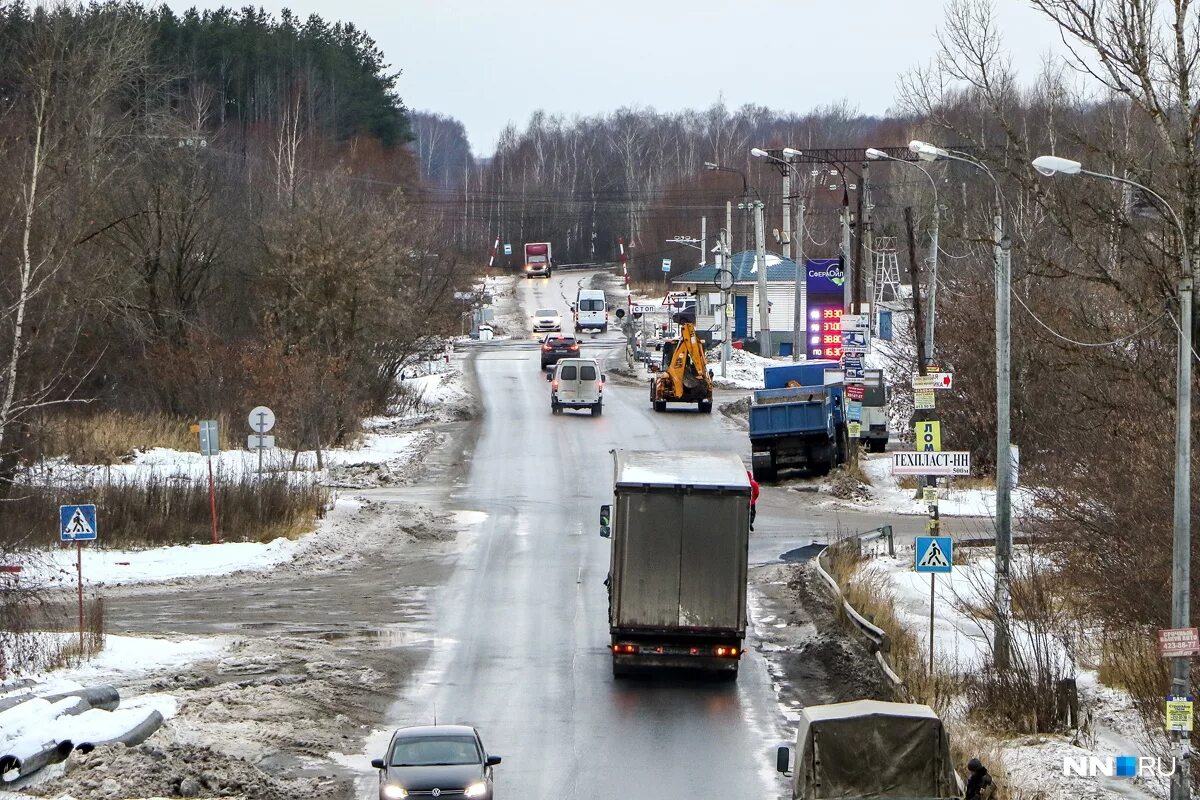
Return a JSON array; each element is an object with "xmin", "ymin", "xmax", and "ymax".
[
  {"xmin": 858, "ymin": 368, "xmax": 890, "ymax": 452},
  {"xmin": 523, "ymin": 242, "xmax": 552, "ymax": 278},
  {"xmin": 600, "ymin": 450, "xmax": 750, "ymax": 680},
  {"xmin": 775, "ymin": 700, "xmax": 960, "ymax": 800},
  {"xmin": 749, "ymin": 361, "xmax": 848, "ymax": 482}
]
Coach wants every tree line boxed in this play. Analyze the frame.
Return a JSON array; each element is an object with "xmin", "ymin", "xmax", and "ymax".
[{"xmin": 0, "ymin": 2, "xmax": 464, "ymax": 494}]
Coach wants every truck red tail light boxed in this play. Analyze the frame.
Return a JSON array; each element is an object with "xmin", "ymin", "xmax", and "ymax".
[
  {"xmin": 613, "ymin": 643, "xmax": 639, "ymax": 654},
  {"xmin": 713, "ymin": 646, "xmax": 739, "ymax": 658}
]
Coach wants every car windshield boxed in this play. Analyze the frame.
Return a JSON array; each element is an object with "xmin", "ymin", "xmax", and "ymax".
[
  {"xmin": 389, "ymin": 735, "xmax": 480, "ymax": 767},
  {"xmin": 536, "ymin": 309, "xmax": 557, "ymax": 317},
  {"xmin": 559, "ymin": 365, "xmax": 577, "ymax": 380},
  {"xmin": 580, "ymin": 365, "xmax": 597, "ymax": 380}
]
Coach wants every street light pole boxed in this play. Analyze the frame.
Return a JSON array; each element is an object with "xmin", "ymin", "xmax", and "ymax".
[
  {"xmin": 1034, "ymin": 155, "xmax": 1193, "ymax": 800},
  {"xmin": 911, "ymin": 140, "xmax": 1013, "ymax": 669}
]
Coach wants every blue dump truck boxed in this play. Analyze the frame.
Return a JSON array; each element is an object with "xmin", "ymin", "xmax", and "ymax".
[{"xmin": 749, "ymin": 361, "xmax": 850, "ymax": 482}]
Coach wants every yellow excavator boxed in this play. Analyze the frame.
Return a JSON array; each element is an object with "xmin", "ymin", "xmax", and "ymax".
[{"xmin": 650, "ymin": 311, "xmax": 714, "ymax": 413}]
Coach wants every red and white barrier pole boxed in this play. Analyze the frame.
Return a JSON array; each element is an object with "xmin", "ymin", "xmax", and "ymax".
[{"xmin": 487, "ymin": 237, "xmax": 499, "ymax": 278}]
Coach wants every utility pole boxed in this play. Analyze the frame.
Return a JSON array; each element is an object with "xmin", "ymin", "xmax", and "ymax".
[
  {"xmin": 721, "ymin": 228, "xmax": 732, "ymax": 378},
  {"xmin": 781, "ymin": 169, "xmax": 792, "ymax": 259},
  {"xmin": 701, "ymin": 216, "xmax": 707, "ymax": 266},
  {"xmin": 792, "ymin": 200, "xmax": 806, "ymax": 362},
  {"xmin": 862, "ymin": 163, "xmax": 875, "ymax": 333},
  {"xmin": 853, "ymin": 164, "xmax": 866, "ymax": 313},
  {"xmin": 994, "ymin": 221, "xmax": 1013, "ymax": 672},
  {"xmin": 726, "ymin": 200, "xmax": 733, "ymax": 256},
  {"xmin": 840, "ymin": 202, "xmax": 852, "ymax": 314},
  {"xmin": 924, "ymin": 204, "xmax": 940, "ymax": 363},
  {"xmin": 754, "ymin": 201, "xmax": 771, "ymax": 357}
]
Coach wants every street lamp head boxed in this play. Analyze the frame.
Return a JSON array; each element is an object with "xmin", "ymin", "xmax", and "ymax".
[
  {"xmin": 909, "ymin": 140, "xmax": 949, "ymax": 161},
  {"xmin": 865, "ymin": 148, "xmax": 888, "ymax": 161},
  {"xmin": 781, "ymin": 147, "xmax": 802, "ymax": 159},
  {"xmin": 1031, "ymin": 155, "xmax": 1082, "ymax": 177},
  {"xmin": 749, "ymin": 148, "xmax": 769, "ymax": 159}
]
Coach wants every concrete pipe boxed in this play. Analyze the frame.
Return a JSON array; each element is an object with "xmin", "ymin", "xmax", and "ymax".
[{"xmin": 75, "ymin": 710, "xmax": 164, "ymax": 754}]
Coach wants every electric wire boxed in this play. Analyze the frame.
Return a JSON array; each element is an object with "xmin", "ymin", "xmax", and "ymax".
[{"xmin": 1010, "ymin": 289, "xmax": 1168, "ymax": 347}]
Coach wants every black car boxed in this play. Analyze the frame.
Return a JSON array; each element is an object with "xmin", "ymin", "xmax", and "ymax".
[
  {"xmin": 539, "ymin": 334, "xmax": 580, "ymax": 368},
  {"xmin": 372, "ymin": 724, "xmax": 500, "ymax": 800}
]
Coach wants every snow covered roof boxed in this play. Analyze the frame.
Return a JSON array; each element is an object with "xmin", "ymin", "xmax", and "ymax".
[
  {"xmin": 613, "ymin": 450, "xmax": 750, "ymax": 491},
  {"xmin": 670, "ymin": 250, "xmax": 801, "ymax": 285}
]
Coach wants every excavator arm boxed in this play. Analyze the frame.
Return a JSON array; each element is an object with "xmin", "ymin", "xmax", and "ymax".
[{"xmin": 652, "ymin": 320, "xmax": 713, "ymax": 408}]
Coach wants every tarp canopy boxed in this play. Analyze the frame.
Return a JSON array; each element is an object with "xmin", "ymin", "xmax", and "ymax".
[{"xmin": 792, "ymin": 700, "xmax": 958, "ymax": 800}]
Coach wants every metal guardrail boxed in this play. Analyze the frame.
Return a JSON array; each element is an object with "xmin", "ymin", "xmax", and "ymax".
[
  {"xmin": 553, "ymin": 262, "xmax": 618, "ymax": 272},
  {"xmin": 812, "ymin": 527, "xmax": 906, "ymax": 692}
]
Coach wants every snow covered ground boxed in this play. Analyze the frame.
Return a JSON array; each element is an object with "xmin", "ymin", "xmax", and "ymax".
[
  {"xmin": 859, "ymin": 548, "xmax": 1165, "ymax": 800},
  {"xmin": 707, "ymin": 346, "xmax": 777, "ymax": 389},
  {"xmin": 840, "ymin": 453, "xmax": 1040, "ymax": 518}
]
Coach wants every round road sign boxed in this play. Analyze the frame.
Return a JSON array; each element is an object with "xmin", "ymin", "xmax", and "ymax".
[
  {"xmin": 714, "ymin": 268, "xmax": 735, "ymax": 291},
  {"xmin": 248, "ymin": 406, "xmax": 276, "ymax": 433}
]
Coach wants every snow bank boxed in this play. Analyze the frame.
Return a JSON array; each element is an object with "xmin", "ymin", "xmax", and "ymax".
[
  {"xmin": 707, "ymin": 347, "xmax": 777, "ymax": 389},
  {"xmin": 18, "ymin": 539, "xmax": 299, "ymax": 589},
  {"xmin": 1, "ymin": 635, "xmax": 227, "ymax": 690}
]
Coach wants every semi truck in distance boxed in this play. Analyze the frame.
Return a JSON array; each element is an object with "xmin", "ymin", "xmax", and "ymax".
[{"xmin": 600, "ymin": 450, "xmax": 750, "ymax": 680}]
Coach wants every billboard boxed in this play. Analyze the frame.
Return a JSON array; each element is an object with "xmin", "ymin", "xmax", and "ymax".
[{"xmin": 806, "ymin": 258, "xmax": 845, "ymax": 359}]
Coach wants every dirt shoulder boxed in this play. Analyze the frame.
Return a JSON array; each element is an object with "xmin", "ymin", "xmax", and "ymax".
[{"xmin": 750, "ymin": 560, "xmax": 895, "ymax": 721}]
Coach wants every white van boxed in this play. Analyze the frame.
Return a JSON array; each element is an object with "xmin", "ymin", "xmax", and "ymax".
[
  {"xmin": 546, "ymin": 358, "xmax": 605, "ymax": 415},
  {"xmin": 574, "ymin": 289, "xmax": 608, "ymax": 333}
]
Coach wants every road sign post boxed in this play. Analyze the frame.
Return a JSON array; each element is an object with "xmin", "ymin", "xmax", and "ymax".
[
  {"xmin": 247, "ymin": 406, "xmax": 276, "ymax": 475},
  {"xmin": 198, "ymin": 420, "xmax": 221, "ymax": 544},
  {"xmin": 915, "ymin": 535, "xmax": 953, "ymax": 675},
  {"xmin": 60, "ymin": 503, "xmax": 97, "ymax": 650}
]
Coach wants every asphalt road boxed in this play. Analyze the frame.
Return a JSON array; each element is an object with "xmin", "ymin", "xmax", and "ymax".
[
  {"xmin": 371, "ymin": 271, "xmax": 986, "ymax": 800},
  {"xmin": 385, "ymin": 272, "xmax": 787, "ymax": 799}
]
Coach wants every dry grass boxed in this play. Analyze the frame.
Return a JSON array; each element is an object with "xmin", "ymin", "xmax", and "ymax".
[
  {"xmin": 29, "ymin": 410, "xmax": 234, "ymax": 465},
  {"xmin": 948, "ymin": 722, "xmax": 1035, "ymax": 800},
  {"xmin": 824, "ymin": 539, "xmax": 960, "ymax": 712},
  {"xmin": 0, "ymin": 473, "xmax": 330, "ymax": 549},
  {"xmin": 629, "ymin": 278, "xmax": 669, "ymax": 296},
  {"xmin": 841, "ymin": 455, "xmax": 873, "ymax": 486},
  {"xmin": 1, "ymin": 596, "xmax": 105, "ymax": 677}
]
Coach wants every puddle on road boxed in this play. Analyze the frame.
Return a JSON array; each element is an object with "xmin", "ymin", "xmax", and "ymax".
[{"xmin": 317, "ymin": 626, "xmax": 426, "ymax": 647}]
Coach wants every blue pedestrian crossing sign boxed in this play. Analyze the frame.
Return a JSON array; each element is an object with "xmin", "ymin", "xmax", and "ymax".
[
  {"xmin": 915, "ymin": 535, "xmax": 952, "ymax": 573},
  {"xmin": 59, "ymin": 504, "xmax": 97, "ymax": 542}
]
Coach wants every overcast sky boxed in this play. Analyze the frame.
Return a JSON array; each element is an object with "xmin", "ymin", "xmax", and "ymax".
[{"xmin": 166, "ymin": 0, "xmax": 1071, "ymax": 154}]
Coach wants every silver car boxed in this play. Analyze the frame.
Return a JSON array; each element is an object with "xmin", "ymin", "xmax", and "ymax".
[{"xmin": 531, "ymin": 308, "xmax": 562, "ymax": 332}]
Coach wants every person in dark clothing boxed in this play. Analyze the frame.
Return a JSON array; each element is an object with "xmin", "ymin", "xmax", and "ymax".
[{"xmin": 964, "ymin": 758, "xmax": 993, "ymax": 800}]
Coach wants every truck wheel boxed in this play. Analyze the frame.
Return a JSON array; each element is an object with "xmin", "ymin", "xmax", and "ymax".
[
  {"xmin": 698, "ymin": 400, "xmax": 712, "ymax": 413},
  {"xmin": 752, "ymin": 464, "xmax": 777, "ymax": 483},
  {"xmin": 653, "ymin": 401, "xmax": 666, "ymax": 412},
  {"xmin": 551, "ymin": 401, "xmax": 560, "ymax": 414},
  {"xmin": 612, "ymin": 661, "xmax": 628, "ymax": 680},
  {"xmin": 600, "ymin": 324, "xmax": 608, "ymax": 333},
  {"xmin": 592, "ymin": 403, "xmax": 602, "ymax": 416},
  {"xmin": 714, "ymin": 668, "xmax": 739, "ymax": 683}
]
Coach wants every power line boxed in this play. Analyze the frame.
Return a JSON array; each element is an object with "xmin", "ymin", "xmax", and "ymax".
[{"xmin": 1011, "ymin": 289, "xmax": 1168, "ymax": 348}]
